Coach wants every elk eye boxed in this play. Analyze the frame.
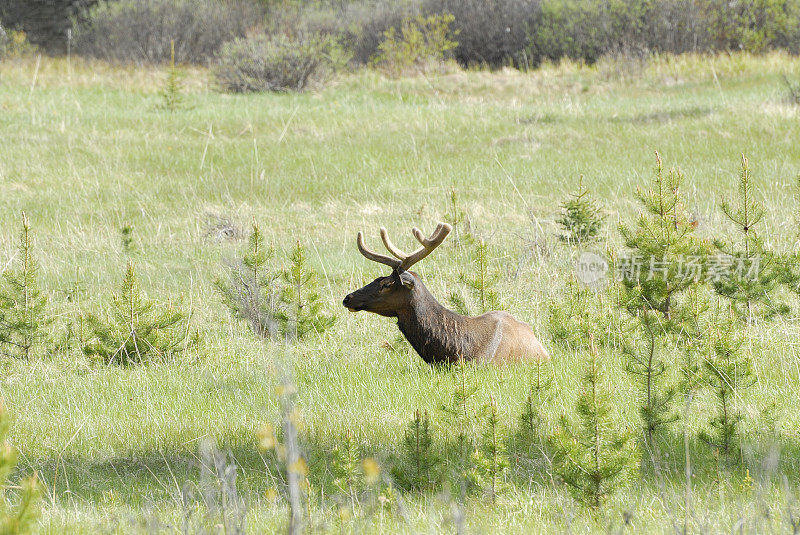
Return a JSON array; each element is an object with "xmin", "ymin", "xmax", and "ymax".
[{"xmin": 380, "ymin": 279, "xmax": 393, "ymax": 289}]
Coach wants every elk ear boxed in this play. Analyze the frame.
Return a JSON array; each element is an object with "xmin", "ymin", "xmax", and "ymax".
[{"xmin": 398, "ymin": 270, "xmax": 415, "ymax": 288}]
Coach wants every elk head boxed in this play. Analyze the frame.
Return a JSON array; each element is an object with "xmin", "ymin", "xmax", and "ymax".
[{"xmin": 342, "ymin": 222, "xmax": 452, "ymax": 317}]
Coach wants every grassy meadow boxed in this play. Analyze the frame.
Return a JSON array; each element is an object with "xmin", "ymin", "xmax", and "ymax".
[{"xmin": 1, "ymin": 52, "xmax": 800, "ymax": 533}]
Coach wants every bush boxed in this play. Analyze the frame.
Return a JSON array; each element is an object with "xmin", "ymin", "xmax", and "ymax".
[
  {"xmin": 372, "ymin": 13, "xmax": 458, "ymax": 77},
  {"xmin": 214, "ymin": 33, "xmax": 339, "ymax": 92},
  {"xmin": 0, "ymin": 28, "xmax": 37, "ymax": 59},
  {"xmin": 74, "ymin": 0, "xmax": 261, "ymax": 65},
  {"xmin": 337, "ymin": 0, "xmax": 421, "ymax": 65},
  {"xmin": 423, "ymin": 0, "xmax": 541, "ymax": 68}
]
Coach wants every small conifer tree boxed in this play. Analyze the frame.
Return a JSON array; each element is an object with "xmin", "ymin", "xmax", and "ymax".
[
  {"xmin": 440, "ymin": 358, "xmax": 478, "ymax": 497},
  {"xmin": 0, "ymin": 403, "xmax": 41, "ymax": 534},
  {"xmin": 160, "ymin": 40, "xmax": 185, "ymax": 111},
  {"xmin": 620, "ymin": 308, "xmax": 677, "ymax": 449},
  {"xmin": 616, "ymin": 153, "xmax": 706, "ymax": 457},
  {"xmin": 677, "ymin": 286, "xmax": 711, "ymax": 398},
  {"xmin": 444, "ymin": 187, "xmax": 469, "ymax": 243},
  {"xmin": 215, "ymin": 221, "xmax": 280, "ymax": 339},
  {"xmin": 468, "ymin": 395, "xmax": 508, "ymax": 505},
  {"xmin": 120, "ymin": 224, "xmax": 136, "ymax": 254},
  {"xmin": 699, "ymin": 303, "xmax": 754, "ymax": 464},
  {"xmin": 551, "ymin": 337, "xmax": 635, "ymax": 511},
  {"xmin": 448, "ymin": 238, "xmax": 500, "ymax": 315},
  {"xmin": 515, "ymin": 361, "xmax": 553, "ymax": 466},
  {"xmin": 277, "ymin": 241, "xmax": 336, "ymax": 340},
  {"xmin": 557, "ymin": 177, "xmax": 603, "ymax": 245},
  {"xmin": 618, "ymin": 152, "xmax": 708, "ymax": 321},
  {"xmin": 0, "ymin": 212, "xmax": 50, "ymax": 359},
  {"xmin": 714, "ymin": 154, "xmax": 788, "ymax": 322},
  {"xmin": 391, "ymin": 409, "xmax": 441, "ymax": 492},
  {"xmin": 332, "ymin": 430, "xmax": 362, "ymax": 504},
  {"xmin": 83, "ymin": 261, "xmax": 197, "ymax": 365}
]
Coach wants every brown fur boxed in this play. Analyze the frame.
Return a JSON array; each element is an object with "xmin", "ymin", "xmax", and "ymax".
[{"xmin": 344, "ymin": 270, "xmax": 549, "ymax": 365}]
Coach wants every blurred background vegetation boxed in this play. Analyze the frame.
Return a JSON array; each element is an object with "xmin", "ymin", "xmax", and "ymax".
[{"xmin": 2, "ymin": 0, "xmax": 799, "ymax": 80}]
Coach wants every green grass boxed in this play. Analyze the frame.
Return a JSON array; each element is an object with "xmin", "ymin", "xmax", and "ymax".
[{"xmin": 1, "ymin": 52, "xmax": 800, "ymax": 533}]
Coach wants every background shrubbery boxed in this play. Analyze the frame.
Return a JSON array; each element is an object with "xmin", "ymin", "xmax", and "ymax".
[
  {"xmin": 3, "ymin": 0, "xmax": 800, "ymax": 71},
  {"xmin": 74, "ymin": 0, "xmax": 261, "ymax": 64},
  {"xmin": 214, "ymin": 32, "xmax": 342, "ymax": 92}
]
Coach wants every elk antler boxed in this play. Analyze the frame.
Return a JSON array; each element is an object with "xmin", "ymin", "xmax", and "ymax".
[
  {"xmin": 357, "ymin": 222, "xmax": 452, "ymax": 272},
  {"xmin": 357, "ymin": 231, "xmax": 402, "ymax": 270}
]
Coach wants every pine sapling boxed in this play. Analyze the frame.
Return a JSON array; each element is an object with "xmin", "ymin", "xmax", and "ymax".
[
  {"xmin": 83, "ymin": 261, "xmax": 197, "ymax": 365},
  {"xmin": 551, "ymin": 336, "xmax": 636, "ymax": 511},
  {"xmin": 160, "ymin": 40, "xmax": 185, "ymax": 111},
  {"xmin": 448, "ymin": 238, "xmax": 500, "ymax": 315},
  {"xmin": 391, "ymin": 409, "xmax": 441, "ymax": 492},
  {"xmin": 0, "ymin": 212, "xmax": 50, "ymax": 359},
  {"xmin": 468, "ymin": 395, "xmax": 508, "ymax": 505},
  {"xmin": 215, "ymin": 221, "xmax": 280, "ymax": 339},
  {"xmin": 278, "ymin": 240, "xmax": 336, "ymax": 340},
  {"xmin": 714, "ymin": 154, "xmax": 787, "ymax": 321},
  {"xmin": 120, "ymin": 223, "xmax": 136, "ymax": 254},
  {"xmin": 440, "ymin": 358, "xmax": 478, "ymax": 497},
  {"xmin": 621, "ymin": 308, "xmax": 677, "ymax": 450},
  {"xmin": 444, "ymin": 187, "xmax": 469, "ymax": 243},
  {"xmin": 618, "ymin": 152, "xmax": 708, "ymax": 321},
  {"xmin": 677, "ymin": 286, "xmax": 712, "ymax": 398},
  {"xmin": 333, "ymin": 430, "xmax": 362, "ymax": 508},
  {"xmin": 516, "ymin": 360, "xmax": 553, "ymax": 465},
  {"xmin": 558, "ymin": 177, "xmax": 603, "ymax": 245},
  {"xmin": 0, "ymin": 403, "xmax": 41, "ymax": 534},
  {"xmin": 699, "ymin": 303, "xmax": 754, "ymax": 465}
]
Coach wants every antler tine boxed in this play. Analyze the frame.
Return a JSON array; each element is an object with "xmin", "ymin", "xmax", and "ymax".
[
  {"xmin": 400, "ymin": 222, "xmax": 452, "ymax": 271},
  {"xmin": 411, "ymin": 222, "xmax": 451, "ymax": 247},
  {"xmin": 379, "ymin": 227, "xmax": 408, "ymax": 261},
  {"xmin": 357, "ymin": 230, "xmax": 401, "ymax": 269}
]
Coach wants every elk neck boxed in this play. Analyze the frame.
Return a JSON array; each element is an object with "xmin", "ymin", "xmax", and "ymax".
[{"xmin": 395, "ymin": 277, "xmax": 475, "ymax": 365}]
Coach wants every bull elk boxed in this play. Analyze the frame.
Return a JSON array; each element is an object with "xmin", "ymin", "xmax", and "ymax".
[{"xmin": 342, "ymin": 222, "xmax": 549, "ymax": 365}]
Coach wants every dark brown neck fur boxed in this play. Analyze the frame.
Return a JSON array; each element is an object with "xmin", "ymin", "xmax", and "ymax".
[{"xmin": 396, "ymin": 280, "xmax": 476, "ymax": 364}]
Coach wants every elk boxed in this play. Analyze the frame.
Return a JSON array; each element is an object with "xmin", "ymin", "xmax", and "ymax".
[{"xmin": 342, "ymin": 222, "xmax": 549, "ymax": 365}]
